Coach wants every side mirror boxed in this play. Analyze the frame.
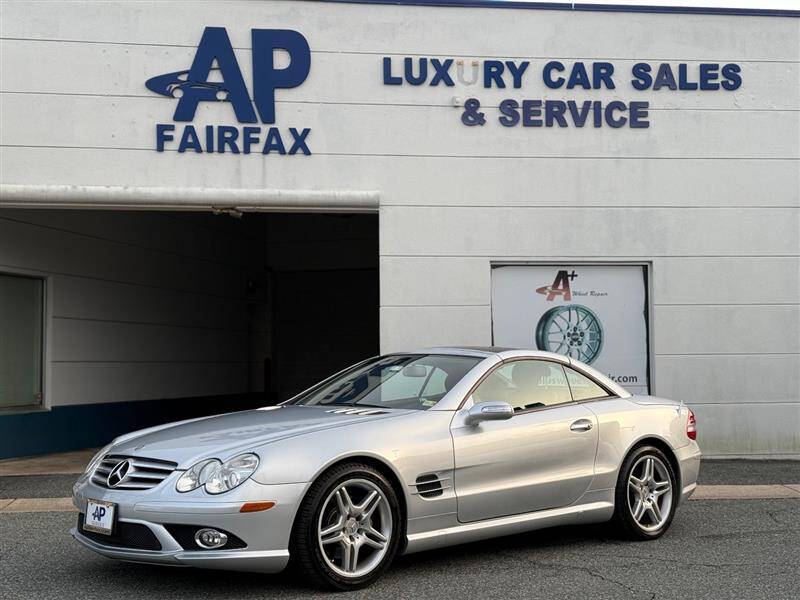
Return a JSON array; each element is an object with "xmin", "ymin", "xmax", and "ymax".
[{"xmin": 464, "ymin": 401, "xmax": 514, "ymax": 426}]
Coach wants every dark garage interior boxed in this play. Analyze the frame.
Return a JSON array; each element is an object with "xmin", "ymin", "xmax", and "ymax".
[{"xmin": 0, "ymin": 209, "xmax": 378, "ymax": 457}]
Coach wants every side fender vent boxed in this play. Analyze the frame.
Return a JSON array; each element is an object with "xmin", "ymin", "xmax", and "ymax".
[{"xmin": 414, "ymin": 473, "xmax": 450, "ymax": 499}]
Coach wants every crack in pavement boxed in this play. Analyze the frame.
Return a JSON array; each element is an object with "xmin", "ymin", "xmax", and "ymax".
[
  {"xmin": 496, "ymin": 548, "xmax": 654, "ymax": 598},
  {"xmin": 697, "ymin": 526, "xmax": 800, "ymax": 541},
  {"xmin": 482, "ymin": 536, "xmax": 799, "ymax": 593},
  {"xmin": 600, "ymin": 553, "xmax": 797, "ymax": 573}
]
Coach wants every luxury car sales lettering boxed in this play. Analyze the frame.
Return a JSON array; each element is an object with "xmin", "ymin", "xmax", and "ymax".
[
  {"xmin": 383, "ymin": 58, "xmax": 742, "ymax": 90},
  {"xmin": 383, "ymin": 58, "xmax": 742, "ymax": 129}
]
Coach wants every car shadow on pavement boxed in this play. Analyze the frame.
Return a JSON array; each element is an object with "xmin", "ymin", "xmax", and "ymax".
[
  {"xmin": 65, "ymin": 524, "xmax": 614, "ymax": 597},
  {"xmin": 392, "ymin": 523, "xmax": 616, "ymax": 574}
]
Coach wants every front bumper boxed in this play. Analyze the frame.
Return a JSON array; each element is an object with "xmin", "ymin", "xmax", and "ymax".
[
  {"xmin": 71, "ymin": 526, "xmax": 290, "ymax": 572},
  {"xmin": 71, "ymin": 473, "xmax": 308, "ymax": 573}
]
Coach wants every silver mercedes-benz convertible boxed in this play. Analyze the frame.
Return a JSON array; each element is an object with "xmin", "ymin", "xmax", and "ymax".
[{"xmin": 71, "ymin": 347, "xmax": 700, "ymax": 590}]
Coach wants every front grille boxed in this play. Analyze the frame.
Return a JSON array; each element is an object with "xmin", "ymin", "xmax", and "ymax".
[
  {"xmin": 91, "ymin": 455, "xmax": 178, "ymax": 490},
  {"xmin": 164, "ymin": 524, "xmax": 247, "ymax": 551},
  {"xmin": 77, "ymin": 513, "xmax": 162, "ymax": 550}
]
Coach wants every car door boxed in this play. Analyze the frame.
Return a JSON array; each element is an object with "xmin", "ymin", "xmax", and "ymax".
[{"xmin": 451, "ymin": 359, "xmax": 598, "ymax": 523}]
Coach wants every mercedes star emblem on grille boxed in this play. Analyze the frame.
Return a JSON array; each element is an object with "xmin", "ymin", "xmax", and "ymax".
[{"xmin": 107, "ymin": 460, "xmax": 131, "ymax": 488}]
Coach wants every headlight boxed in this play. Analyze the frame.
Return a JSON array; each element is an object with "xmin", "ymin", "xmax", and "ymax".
[
  {"xmin": 204, "ymin": 453, "xmax": 260, "ymax": 495},
  {"xmin": 84, "ymin": 443, "xmax": 113, "ymax": 475},
  {"xmin": 176, "ymin": 454, "xmax": 259, "ymax": 494},
  {"xmin": 176, "ymin": 459, "xmax": 221, "ymax": 493}
]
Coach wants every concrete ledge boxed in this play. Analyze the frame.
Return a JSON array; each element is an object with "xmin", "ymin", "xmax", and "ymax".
[
  {"xmin": 690, "ymin": 484, "xmax": 800, "ymax": 500},
  {"xmin": 0, "ymin": 448, "xmax": 96, "ymax": 476},
  {"xmin": 1, "ymin": 498, "xmax": 76, "ymax": 512}
]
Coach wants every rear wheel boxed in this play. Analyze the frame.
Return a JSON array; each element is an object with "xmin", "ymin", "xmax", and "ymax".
[
  {"xmin": 290, "ymin": 463, "xmax": 401, "ymax": 590},
  {"xmin": 612, "ymin": 445, "xmax": 677, "ymax": 540}
]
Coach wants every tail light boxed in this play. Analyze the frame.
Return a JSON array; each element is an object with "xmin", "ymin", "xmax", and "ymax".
[{"xmin": 686, "ymin": 408, "xmax": 697, "ymax": 440}]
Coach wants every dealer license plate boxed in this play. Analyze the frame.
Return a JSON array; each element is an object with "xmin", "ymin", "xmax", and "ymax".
[{"xmin": 83, "ymin": 499, "xmax": 116, "ymax": 535}]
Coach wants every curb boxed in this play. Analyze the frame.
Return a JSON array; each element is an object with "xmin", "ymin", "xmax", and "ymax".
[
  {"xmin": 690, "ymin": 484, "xmax": 800, "ymax": 500},
  {"xmin": 1, "ymin": 498, "xmax": 76, "ymax": 512}
]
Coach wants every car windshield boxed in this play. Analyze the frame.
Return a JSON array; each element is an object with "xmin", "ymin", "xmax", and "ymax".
[{"xmin": 287, "ymin": 354, "xmax": 482, "ymax": 410}]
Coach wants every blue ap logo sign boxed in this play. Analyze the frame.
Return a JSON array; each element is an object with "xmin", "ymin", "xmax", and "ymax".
[{"xmin": 147, "ymin": 27, "xmax": 312, "ymax": 155}]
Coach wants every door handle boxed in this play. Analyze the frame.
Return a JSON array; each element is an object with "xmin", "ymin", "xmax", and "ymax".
[{"xmin": 570, "ymin": 419, "xmax": 594, "ymax": 432}]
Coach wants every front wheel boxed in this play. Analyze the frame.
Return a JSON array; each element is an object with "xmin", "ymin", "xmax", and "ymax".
[
  {"xmin": 612, "ymin": 445, "xmax": 677, "ymax": 540},
  {"xmin": 290, "ymin": 463, "xmax": 401, "ymax": 590}
]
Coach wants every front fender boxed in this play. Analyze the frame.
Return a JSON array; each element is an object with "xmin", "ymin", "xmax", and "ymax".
[{"xmin": 250, "ymin": 411, "xmax": 456, "ymax": 521}]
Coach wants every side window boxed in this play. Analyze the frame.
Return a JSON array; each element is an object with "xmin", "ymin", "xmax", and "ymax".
[
  {"xmin": 564, "ymin": 367, "xmax": 611, "ymax": 401},
  {"xmin": 420, "ymin": 368, "xmax": 448, "ymax": 397},
  {"xmin": 472, "ymin": 364, "xmax": 514, "ymax": 405},
  {"xmin": 473, "ymin": 360, "xmax": 571, "ymax": 412}
]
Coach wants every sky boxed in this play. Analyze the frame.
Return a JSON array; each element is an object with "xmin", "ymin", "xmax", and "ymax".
[{"xmin": 505, "ymin": 0, "xmax": 800, "ymax": 9}]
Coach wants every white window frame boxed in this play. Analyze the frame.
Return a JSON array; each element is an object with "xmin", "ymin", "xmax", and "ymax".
[{"xmin": 0, "ymin": 267, "xmax": 52, "ymax": 413}]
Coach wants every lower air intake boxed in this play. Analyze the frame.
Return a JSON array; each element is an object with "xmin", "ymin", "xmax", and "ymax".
[{"xmin": 77, "ymin": 513, "xmax": 162, "ymax": 551}]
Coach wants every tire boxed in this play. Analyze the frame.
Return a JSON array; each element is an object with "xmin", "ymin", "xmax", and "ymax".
[
  {"xmin": 611, "ymin": 445, "xmax": 677, "ymax": 540},
  {"xmin": 290, "ymin": 462, "xmax": 402, "ymax": 591}
]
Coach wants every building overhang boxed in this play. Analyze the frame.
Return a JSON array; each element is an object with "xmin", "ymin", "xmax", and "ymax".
[{"xmin": 0, "ymin": 184, "xmax": 380, "ymax": 214}]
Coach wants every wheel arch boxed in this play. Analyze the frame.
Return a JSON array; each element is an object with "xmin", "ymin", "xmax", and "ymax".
[
  {"xmin": 294, "ymin": 453, "xmax": 410, "ymax": 550},
  {"xmin": 624, "ymin": 436, "xmax": 683, "ymax": 498}
]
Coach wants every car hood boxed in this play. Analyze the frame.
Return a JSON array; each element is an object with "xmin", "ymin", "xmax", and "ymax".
[{"xmin": 109, "ymin": 405, "xmax": 408, "ymax": 468}]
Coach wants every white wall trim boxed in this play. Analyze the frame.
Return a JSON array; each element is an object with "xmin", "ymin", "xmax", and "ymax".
[{"xmin": 0, "ymin": 184, "xmax": 380, "ymax": 213}]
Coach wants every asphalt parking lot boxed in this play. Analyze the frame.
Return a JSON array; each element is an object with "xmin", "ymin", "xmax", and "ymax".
[
  {"xmin": 0, "ymin": 499, "xmax": 797, "ymax": 600},
  {"xmin": 1, "ymin": 461, "xmax": 798, "ymax": 600}
]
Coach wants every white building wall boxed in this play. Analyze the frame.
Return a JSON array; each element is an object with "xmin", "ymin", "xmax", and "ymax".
[{"xmin": 1, "ymin": 1, "xmax": 798, "ymax": 456}]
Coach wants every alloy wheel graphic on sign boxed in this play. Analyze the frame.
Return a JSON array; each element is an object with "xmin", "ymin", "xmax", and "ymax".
[{"xmin": 535, "ymin": 304, "xmax": 603, "ymax": 364}]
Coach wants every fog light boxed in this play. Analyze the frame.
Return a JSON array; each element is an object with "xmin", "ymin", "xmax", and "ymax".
[{"xmin": 194, "ymin": 528, "xmax": 228, "ymax": 549}]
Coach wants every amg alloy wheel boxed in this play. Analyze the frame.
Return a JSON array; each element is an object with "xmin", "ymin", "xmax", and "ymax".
[
  {"xmin": 317, "ymin": 478, "xmax": 392, "ymax": 577},
  {"xmin": 291, "ymin": 463, "xmax": 401, "ymax": 590},
  {"xmin": 612, "ymin": 445, "xmax": 677, "ymax": 540},
  {"xmin": 627, "ymin": 455, "xmax": 673, "ymax": 532}
]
